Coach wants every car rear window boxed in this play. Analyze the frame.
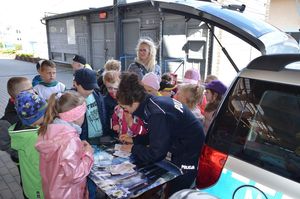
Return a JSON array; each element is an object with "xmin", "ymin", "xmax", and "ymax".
[{"xmin": 207, "ymin": 77, "xmax": 300, "ymax": 183}]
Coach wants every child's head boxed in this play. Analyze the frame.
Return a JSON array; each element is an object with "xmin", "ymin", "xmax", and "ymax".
[
  {"xmin": 141, "ymin": 72, "xmax": 160, "ymax": 95},
  {"xmin": 175, "ymin": 84, "xmax": 204, "ymax": 109},
  {"xmin": 103, "ymin": 70, "xmax": 120, "ymax": 99},
  {"xmin": 39, "ymin": 91, "xmax": 86, "ymax": 135},
  {"xmin": 72, "ymin": 55, "xmax": 86, "ymax": 71},
  {"xmin": 39, "ymin": 60, "xmax": 57, "ymax": 84},
  {"xmin": 104, "ymin": 59, "xmax": 121, "ymax": 71},
  {"xmin": 161, "ymin": 73, "xmax": 172, "ymax": 83},
  {"xmin": 7, "ymin": 77, "xmax": 33, "ymax": 99},
  {"xmin": 15, "ymin": 91, "xmax": 47, "ymax": 126},
  {"xmin": 204, "ymin": 74, "xmax": 218, "ymax": 84},
  {"xmin": 183, "ymin": 68, "xmax": 201, "ymax": 84},
  {"xmin": 204, "ymin": 80, "xmax": 227, "ymax": 103},
  {"xmin": 159, "ymin": 81, "xmax": 176, "ymax": 97},
  {"xmin": 74, "ymin": 68, "xmax": 99, "ymax": 97}
]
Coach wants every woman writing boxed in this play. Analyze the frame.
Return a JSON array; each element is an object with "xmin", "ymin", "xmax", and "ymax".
[{"xmin": 117, "ymin": 72, "xmax": 205, "ymax": 195}]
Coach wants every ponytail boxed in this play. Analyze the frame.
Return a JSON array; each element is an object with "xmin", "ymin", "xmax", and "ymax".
[
  {"xmin": 38, "ymin": 93, "xmax": 59, "ymax": 135},
  {"xmin": 38, "ymin": 91, "xmax": 85, "ymax": 136}
]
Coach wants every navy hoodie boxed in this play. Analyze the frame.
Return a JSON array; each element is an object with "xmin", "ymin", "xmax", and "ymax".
[{"xmin": 132, "ymin": 94, "xmax": 205, "ymax": 171}]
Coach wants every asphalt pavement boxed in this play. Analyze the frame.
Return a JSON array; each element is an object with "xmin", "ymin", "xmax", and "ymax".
[{"xmin": 0, "ymin": 57, "xmax": 73, "ymax": 199}]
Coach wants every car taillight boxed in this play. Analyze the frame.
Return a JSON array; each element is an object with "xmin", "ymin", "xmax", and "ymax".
[{"xmin": 196, "ymin": 144, "xmax": 228, "ymax": 189}]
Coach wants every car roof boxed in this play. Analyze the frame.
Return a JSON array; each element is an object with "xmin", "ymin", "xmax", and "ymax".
[{"xmin": 152, "ymin": 0, "xmax": 300, "ymax": 54}]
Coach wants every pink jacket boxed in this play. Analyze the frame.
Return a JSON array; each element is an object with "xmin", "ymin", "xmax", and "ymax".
[{"xmin": 35, "ymin": 121, "xmax": 94, "ymax": 199}]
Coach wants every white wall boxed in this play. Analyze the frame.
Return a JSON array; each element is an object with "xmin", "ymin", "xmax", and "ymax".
[{"xmin": 268, "ymin": 0, "xmax": 300, "ymax": 32}]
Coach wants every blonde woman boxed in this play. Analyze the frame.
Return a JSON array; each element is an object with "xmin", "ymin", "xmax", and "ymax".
[{"xmin": 127, "ymin": 37, "xmax": 161, "ymax": 80}]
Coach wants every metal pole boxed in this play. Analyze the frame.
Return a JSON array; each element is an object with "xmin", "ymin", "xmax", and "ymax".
[{"xmin": 114, "ymin": 0, "xmax": 121, "ymax": 59}]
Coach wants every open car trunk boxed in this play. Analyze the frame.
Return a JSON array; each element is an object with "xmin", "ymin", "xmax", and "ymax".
[{"xmin": 152, "ymin": 0, "xmax": 299, "ymax": 55}]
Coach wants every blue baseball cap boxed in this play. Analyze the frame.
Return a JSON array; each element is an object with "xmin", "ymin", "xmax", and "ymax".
[{"xmin": 15, "ymin": 91, "xmax": 47, "ymax": 126}]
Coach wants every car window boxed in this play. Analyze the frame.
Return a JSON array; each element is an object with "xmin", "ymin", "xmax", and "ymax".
[{"xmin": 207, "ymin": 78, "xmax": 300, "ymax": 183}]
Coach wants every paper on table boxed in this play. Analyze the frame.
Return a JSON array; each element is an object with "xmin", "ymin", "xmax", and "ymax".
[{"xmin": 107, "ymin": 162, "xmax": 136, "ymax": 175}]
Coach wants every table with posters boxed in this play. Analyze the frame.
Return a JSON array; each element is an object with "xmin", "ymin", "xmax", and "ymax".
[{"xmin": 89, "ymin": 139, "xmax": 182, "ymax": 199}]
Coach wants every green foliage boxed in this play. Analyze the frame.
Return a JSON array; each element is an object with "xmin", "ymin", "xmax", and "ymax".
[
  {"xmin": 0, "ymin": 42, "xmax": 3, "ymax": 48},
  {"xmin": 15, "ymin": 44, "xmax": 22, "ymax": 51},
  {"xmin": 16, "ymin": 53, "xmax": 34, "ymax": 58},
  {"xmin": 0, "ymin": 49, "xmax": 16, "ymax": 54}
]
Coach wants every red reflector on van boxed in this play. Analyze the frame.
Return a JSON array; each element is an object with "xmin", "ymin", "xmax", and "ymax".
[{"xmin": 196, "ymin": 144, "xmax": 228, "ymax": 188}]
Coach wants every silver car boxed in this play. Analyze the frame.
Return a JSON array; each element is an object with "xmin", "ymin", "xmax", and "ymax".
[{"xmin": 195, "ymin": 54, "xmax": 300, "ymax": 199}]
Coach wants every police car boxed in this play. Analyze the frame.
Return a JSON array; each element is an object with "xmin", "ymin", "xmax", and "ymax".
[
  {"xmin": 195, "ymin": 54, "xmax": 300, "ymax": 199},
  {"xmin": 152, "ymin": 0, "xmax": 300, "ymax": 198}
]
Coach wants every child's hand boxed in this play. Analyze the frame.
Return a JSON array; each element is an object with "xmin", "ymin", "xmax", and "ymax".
[
  {"xmin": 113, "ymin": 125, "xmax": 120, "ymax": 131},
  {"xmin": 120, "ymin": 144, "xmax": 133, "ymax": 152},
  {"xmin": 82, "ymin": 141, "xmax": 93, "ymax": 153},
  {"xmin": 119, "ymin": 134, "xmax": 133, "ymax": 144}
]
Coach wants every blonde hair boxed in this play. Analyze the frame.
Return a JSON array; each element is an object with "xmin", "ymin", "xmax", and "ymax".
[
  {"xmin": 103, "ymin": 70, "xmax": 120, "ymax": 84},
  {"xmin": 104, "ymin": 59, "xmax": 121, "ymax": 71},
  {"xmin": 39, "ymin": 91, "xmax": 85, "ymax": 135},
  {"xmin": 7, "ymin": 77, "xmax": 31, "ymax": 98},
  {"xmin": 179, "ymin": 84, "xmax": 204, "ymax": 109},
  {"xmin": 204, "ymin": 74, "xmax": 218, "ymax": 84},
  {"xmin": 135, "ymin": 37, "xmax": 157, "ymax": 72}
]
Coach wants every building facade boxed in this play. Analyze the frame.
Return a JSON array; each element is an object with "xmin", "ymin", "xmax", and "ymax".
[{"xmin": 267, "ymin": 0, "xmax": 300, "ymax": 44}]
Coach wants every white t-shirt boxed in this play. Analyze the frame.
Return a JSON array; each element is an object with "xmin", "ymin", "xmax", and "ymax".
[{"xmin": 34, "ymin": 81, "xmax": 65, "ymax": 100}]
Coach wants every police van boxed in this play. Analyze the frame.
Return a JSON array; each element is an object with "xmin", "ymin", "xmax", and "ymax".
[{"xmin": 152, "ymin": 0, "xmax": 300, "ymax": 198}]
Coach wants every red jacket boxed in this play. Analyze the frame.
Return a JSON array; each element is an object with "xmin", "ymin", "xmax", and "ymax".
[{"xmin": 111, "ymin": 105, "xmax": 147, "ymax": 137}]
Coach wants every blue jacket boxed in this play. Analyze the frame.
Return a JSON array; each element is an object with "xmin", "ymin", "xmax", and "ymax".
[
  {"xmin": 80, "ymin": 90, "xmax": 108, "ymax": 144},
  {"xmin": 132, "ymin": 95, "xmax": 205, "ymax": 171},
  {"xmin": 103, "ymin": 93, "xmax": 118, "ymax": 137}
]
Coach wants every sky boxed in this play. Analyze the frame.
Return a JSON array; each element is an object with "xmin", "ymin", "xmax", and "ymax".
[
  {"xmin": 0, "ymin": 0, "xmax": 113, "ymax": 26},
  {"xmin": 0, "ymin": 0, "xmax": 147, "ymax": 27}
]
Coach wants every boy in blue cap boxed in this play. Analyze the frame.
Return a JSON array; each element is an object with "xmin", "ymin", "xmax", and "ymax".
[{"xmin": 9, "ymin": 91, "xmax": 47, "ymax": 199}]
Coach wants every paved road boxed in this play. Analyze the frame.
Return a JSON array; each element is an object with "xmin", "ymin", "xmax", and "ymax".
[{"xmin": 0, "ymin": 58, "xmax": 73, "ymax": 199}]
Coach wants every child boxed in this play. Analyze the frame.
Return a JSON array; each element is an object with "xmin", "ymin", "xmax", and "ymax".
[
  {"xmin": 33, "ymin": 60, "xmax": 66, "ymax": 100},
  {"xmin": 112, "ymin": 105, "xmax": 147, "ymax": 144},
  {"xmin": 174, "ymin": 84, "xmax": 205, "ymax": 123},
  {"xmin": 0, "ymin": 77, "xmax": 33, "ymax": 166},
  {"xmin": 97, "ymin": 59, "xmax": 121, "ymax": 95},
  {"xmin": 183, "ymin": 68, "xmax": 201, "ymax": 85},
  {"xmin": 103, "ymin": 70, "xmax": 120, "ymax": 137},
  {"xmin": 35, "ymin": 91, "xmax": 94, "ymax": 199},
  {"xmin": 159, "ymin": 81, "xmax": 176, "ymax": 97},
  {"xmin": 9, "ymin": 91, "xmax": 47, "ymax": 199},
  {"xmin": 72, "ymin": 54, "xmax": 92, "ymax": 71},
  {"xmin": 141, "ymin": 72, "xmax": 160, "ymax": 96},
  {"xmin": 204, "ymin": 74, "xmax": 218, "ymax": 84},
  {"xmin": 161, "ymin": 72, "xmax": 172, "ymax": 83},
  {"xmin": 2, "ymin": 77, "xmax": 33, "ymax": 125},
  {"xmin": 204, "ymin": 80, "xmax": 227, "ymax": 133},
  {"xmin": 32, "ymin": 59, "xmax": 44, "ymax": 87},
  {"xmin": 73, "ymin": 68, "xmax": 107, "ymax": 145}
]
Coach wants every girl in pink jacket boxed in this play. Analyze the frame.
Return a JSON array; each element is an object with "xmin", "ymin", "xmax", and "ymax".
[{"xmin": 35, "ymin": 91, "xmax": 94, "ymax": 199}]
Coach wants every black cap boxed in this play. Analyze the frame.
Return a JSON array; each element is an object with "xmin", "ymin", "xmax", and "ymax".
[
  {"xmin": 74, "ymin": 68, "xmax": 99, "ymax": 90},
  {"xmin": 73, "ymin": 55, "xmax": 86, "ymax": 65},
  {"xmin": 159, "ymin": 81, "xmax": 176, "ymax": 91}
]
